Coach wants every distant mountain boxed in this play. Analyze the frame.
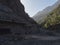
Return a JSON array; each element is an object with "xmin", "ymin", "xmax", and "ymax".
[
  {"xmin": 41, "ymin": 5, "xmax": 60, "ymax": 33},
  {"xmin": 33, "ymin": 0, "xmax": 60, "ymax": 24},
  {"xmin": 43, "ymin": 5, "xmax": 60, "ymax": 28}
]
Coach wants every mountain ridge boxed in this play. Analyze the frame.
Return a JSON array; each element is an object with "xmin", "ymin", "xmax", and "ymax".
[{"xmin": 33, "ymin": 0, "xmax": 60, "ymax": 24}]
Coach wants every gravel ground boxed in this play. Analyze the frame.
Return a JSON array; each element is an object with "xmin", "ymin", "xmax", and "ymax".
[{"xmin": 0, "ymin": 35, "xmax": 60, "ymax": 45}]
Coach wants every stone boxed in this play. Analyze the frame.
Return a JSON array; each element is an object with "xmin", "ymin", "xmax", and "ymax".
[
  {"xmin": 0, "ymin": 0, "xmax": 59, "ymax": 36},
  {"xmin": 0, "ymin": 0, "xmax": 40, "ymax": 35},
  {"xmin": 0, "ymin": 0, "xmax": 60, "ymax": 45}
]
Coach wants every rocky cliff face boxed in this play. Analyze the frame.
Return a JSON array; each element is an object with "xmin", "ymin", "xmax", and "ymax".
[
  {"xmin": 0, "ymin": 0, "xmax": 60, "ymax": 45},
  {"xmin": 0, "ymin": 0, "xmax": 59, "ymax": 37},
  {"xmin": 0, "ymin": 0, "xmax": 40, "ymax": 34}
]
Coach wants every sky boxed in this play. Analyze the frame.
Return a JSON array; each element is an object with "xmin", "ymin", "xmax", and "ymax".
[{"xmin": 21, "ymin": 0, "xmax": 58, "ymax": 17}]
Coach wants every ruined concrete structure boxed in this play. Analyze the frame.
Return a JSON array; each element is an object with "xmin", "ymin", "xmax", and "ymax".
[{"xmin": 0, "ymin": 0, "xmax": 40, "ymax": 35}]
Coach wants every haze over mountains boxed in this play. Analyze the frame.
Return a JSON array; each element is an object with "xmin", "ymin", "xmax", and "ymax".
[{"xmin": 33, "ymin": 0, "xmax": 60, "ymax": 24}]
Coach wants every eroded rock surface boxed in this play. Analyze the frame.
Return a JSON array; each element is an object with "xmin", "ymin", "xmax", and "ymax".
[{"xmin": 0, "ymin": 0, "xmax": 60, "ymax": 45}]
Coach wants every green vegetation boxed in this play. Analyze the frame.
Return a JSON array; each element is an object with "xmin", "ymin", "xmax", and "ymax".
[{"xmin": 41, "ymin": 5, "xmax": 60, "ymax": 28}]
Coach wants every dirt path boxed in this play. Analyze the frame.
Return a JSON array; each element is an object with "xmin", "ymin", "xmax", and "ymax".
[{"xmin": 25, "ymin": 35, "xmax": 60, "ymax": 40}]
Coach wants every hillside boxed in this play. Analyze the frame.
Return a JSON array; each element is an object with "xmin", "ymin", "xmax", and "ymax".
[
  {"xmin": 33, "ymin": 0, "xmax": 60, "ymax": 24},
  {"xmin": 43, "ymin": 5, "xmax": 60, "ymax": 27},
  {"xmin": 40, "ymin": 5, "xmax": 60, "ymax": 33}
]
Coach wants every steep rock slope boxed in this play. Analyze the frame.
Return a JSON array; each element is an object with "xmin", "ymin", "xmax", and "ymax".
[
  {"xmin": 0, "ymin": 0, "xmax": 41, "ymax": 34},
  {"xmin": 0, "ymin": 0, "xmax": 60, "ymax": 45}
]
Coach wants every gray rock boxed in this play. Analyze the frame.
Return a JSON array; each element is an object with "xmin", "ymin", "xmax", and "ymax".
[{"xmin": 0, "ymin": 0, "xmax": 60, "ymax": 45}]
